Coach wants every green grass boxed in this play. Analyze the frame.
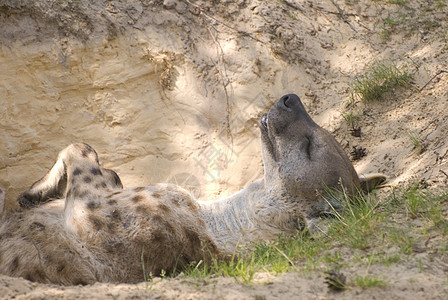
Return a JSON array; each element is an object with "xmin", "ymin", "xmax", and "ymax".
[
  {"xmin": 386, "ymin": 0, "xmax": 407, "ymax": 6},
  {"xmin": 386, "ymin": 227, "xmax": 415, "ymax": 254},
  {"xmin": 351, "ymin": 61, "xmax": 414, "ymax": 102},
  {"xmin": 408, "ymin": 131, "xmax": 426, "ymax": 155},
  {"xmin": 388, "ymin": 184, "xmax": 448, "ymax": 228},
  {"xmin": 370, "ymin": 0, "xmax": 448, "ymax": 45},
  {"xmin": 183, "ymin": 231, "xmax": 328, "ymax": 282},
  {"xmin": 378, "ymin": 253, "xmax": 401, "ymax": 266},
  {"xmin": 371, "ymin": 0, "xmax": 407, "ymax": 5},
  {"xmin": 173, "ymin": 185, "xmax": 448, "ymax": 289},
  {"xmin": 435, "ymin": 0, "xmax": 447, "ymax": 8},
  {"xmin": 342, "ymin": 111, "xmax": 360, "ymax": 129},
  {"xmin": 408, "ymin": 131, "xmax": 422, "ymax": 150},
  {"xmin": 355, "ymin": 274, "xmax": 389, "ymax": 288}
]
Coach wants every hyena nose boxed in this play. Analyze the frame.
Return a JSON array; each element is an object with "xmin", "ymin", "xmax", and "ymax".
[{"xmin": 279, "ymin": 94, "xmax": 300, "ymax": 110}]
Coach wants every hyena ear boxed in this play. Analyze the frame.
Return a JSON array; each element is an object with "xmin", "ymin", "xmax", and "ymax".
[
  {"xmin": 0, "ymin": 187, "xmax": 5, "ymax": 220},
  {"xmin": 358, "ymin": 173, "xmax": 387, "ymax": 193},
  {"xmin": 102, "ymin": 168, "xmax": 123, "ymax": 189}
]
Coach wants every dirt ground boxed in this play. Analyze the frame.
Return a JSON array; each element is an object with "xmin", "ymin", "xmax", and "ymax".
[{"xmin": 1, "ymin": 0, "xmax": 448, "ymax": 299}]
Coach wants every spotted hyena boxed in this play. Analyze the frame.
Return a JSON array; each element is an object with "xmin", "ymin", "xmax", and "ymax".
[{"xmin": 0, "ymin": 94, "xmax": 385, "ymax": 285}]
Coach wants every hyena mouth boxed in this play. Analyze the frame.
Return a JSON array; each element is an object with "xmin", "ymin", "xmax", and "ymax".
[{"xmin": 261, "ymin": 114, "xmax": 268, "ymax": 130}]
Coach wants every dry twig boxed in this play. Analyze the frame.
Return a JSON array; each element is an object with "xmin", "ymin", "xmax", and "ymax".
[
  {"xmin": 420, "ymin": 70, "xmax": 448, "ymax": 91},
  {"xmin": 330, "ymin": 0, "xmax": 358, "ymax": 33},
  {"xmin": 182, "ymin": 0, "xmax": 265, "ymax": 44},
  {"xmin": 284, "ymin": 0, "xmax": 304, "ymax": 13}
]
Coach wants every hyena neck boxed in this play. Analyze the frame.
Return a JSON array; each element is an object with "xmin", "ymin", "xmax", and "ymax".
[{"xmin": 196, "ymin": 179, "xmax": 274, "ymax": 252}]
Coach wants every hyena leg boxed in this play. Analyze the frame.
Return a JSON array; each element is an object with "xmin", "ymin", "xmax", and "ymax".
[
  {"xmin": 17, "ymin": 152, "xmax": 67, "ymax": 208},
  {"xmin": 18, "ymin": 143, "xmax": 122, "ymax": 208}
]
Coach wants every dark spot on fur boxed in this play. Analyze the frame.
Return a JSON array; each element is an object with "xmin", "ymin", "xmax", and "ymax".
[
  {"xmin": 1, "ymin": 232, "xmax": 12, "ymax": 240},
  {"xmin": 83, "ymin": 176, "xmax": 92, "ymax": 183},
  {"xmin": 90, "ymin": 167, "xmax": 102, "ymax": 176},
  {"xmin": 57, "ymin": 264, "xmax": 66, "ymax": 273},
  {"xmin": 152, "ymin": 229, "xmax": 165, "ymax": 243},
  {"xmin": 158, "ymin": 203, "xmax": 171, "ymax": 213},
  {"xmin": 110, "ymin": 191, "xmax": 122, "ymax": 196},
  {"xmin": 164, "ymin": 221, "xmax": 176, "ymax": 235},
  {"xmin": 202, "ymin": 240, "xmax": 219, "ymax": 256},
  {"xmin": 88, "ymin": 215, "xmax": 104, "ymax": 231},
  {"xmin": 184, "ymin": 227, "xmax": 201, "ymax": 245},
  {"xmin": 79, "ymin": 144, "xmax": 99, "ymax": 164},
  {"xmin": 33, "ymin": 270, "xmax": 47, "ymax": 281},
  {"xmin": 111, "ymin": 209, "xmax": 121, "ymax": 221},
  {"xmin": 107, "ymin": 199, "xmax": 117, "ymax": 205},
  {"xmin": 107, "ymin": 222, "xmax": 117, "ymax": 234},
  {"xmin": 78, "ymin": 191, "xmax": 89, "ymax": 198},
  {"xmin": 152, "ymin": 214, "xmax": 163, "ymax": 223},
  {"xmin": 131, "ymin": 195, "xmax": 145, "ymax": 203},
  {"xmin": 10, "ymin": 256, "xmax": 19, "ymax": 273},
  {"xmin": 136, "ymin": 205, "xmax": 149, "ymax": 215},
  {"xmin": 86, "ymin": 201, "xmax": 101, "ymax": 210},
  {"xmin": 134, "ymin": 187, "xmax": 146, "ymax": 192},
  {"xmin": 29, "ymin": 222, "xmax": 46, "ymax": 231},
  {"xmin": 81, "ymin": 145, "xmax": 94, "ymax": 157},
  {"xmin": 152, "ymin": 192, "xmax": 161, "ymax": 198},
  {"xmin": 95, "ymin": 182, "xmax": 108, "ymax": 189},
  {"xmin": 170, "ymin": 198, "xmax": 180, "ymax": 206},
  {"xmin": 24, "ymin": 269, "xmax": 46, "ymax": 282},
  {"xmin": 104, "ymin": 240, "xmax": 125, "ymax": 254},
  {"xmin": 186, "ymin": 199, "xmax": 198, "ymax": 213},
  {"xmin": 73, "ymin": 168, "xmax": 82, "ymax": 176}
]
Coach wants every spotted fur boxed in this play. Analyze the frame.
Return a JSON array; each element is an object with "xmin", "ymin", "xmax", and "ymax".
[{"xmin": 1, "ymin": 143, "xmax": 219, "ymax": 284}]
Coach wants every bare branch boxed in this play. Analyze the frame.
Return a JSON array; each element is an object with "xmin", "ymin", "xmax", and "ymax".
[
  {"xmin": 420, "ymin": 70, "xmax": 448, "ymax": 91},
  {"xmin": 284, "ymin": 0, "xmax": 304, "ymax": 13},
  {"xmin": 182, "ymin": 0, "xmax": 265, "ymax": 44},
  {"xmin": 330, "ymin": 0, "xmax": 358, "ymax": 33}
]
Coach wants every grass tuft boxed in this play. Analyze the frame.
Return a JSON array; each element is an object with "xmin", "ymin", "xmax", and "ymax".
[
  {"xmin": 342, "ymin": 111, "xmax": 360, "ymax": 129},
  {"xmin": 350, "ymin": 62, "xmax": 414, "ymax": 102},
  {"xmin": 354, "ymin": 274, "xmax": 389, "ymax": 288},
  {"xmin": 408, "ymin": 131, "xmax": 426, "ymax": 155}
]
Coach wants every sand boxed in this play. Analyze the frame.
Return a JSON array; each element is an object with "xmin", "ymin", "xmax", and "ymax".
[{"xmin": 1, "ymin": 0, "xmax": 447, "ymax": 298}]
